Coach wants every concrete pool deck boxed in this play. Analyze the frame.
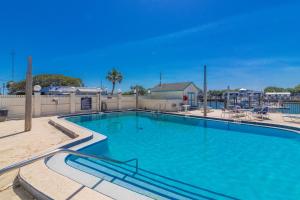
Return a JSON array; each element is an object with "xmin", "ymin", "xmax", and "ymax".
[
  {"xmin": 178, "ymin": 109, "xmax": 300, "ymax": 130},
  {"xmin": 0, "ymin": 116, "xmax": 152, "ymax": 200},
  {"xmin": 0, "ymin": 117, "xmax": 71, "ymax": 200},
  {"xmin": 0, "ymin": 116, "xmax": 111, "ymax": 200},
  {"xmin": 1, "ymin": 110, "xmax": 300, "ymax": 199}
]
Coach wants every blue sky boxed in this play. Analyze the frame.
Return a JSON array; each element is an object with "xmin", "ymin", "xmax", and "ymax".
[{"xmin": 1, "ymin": 0, "xmax": 300, "ymax": 91}]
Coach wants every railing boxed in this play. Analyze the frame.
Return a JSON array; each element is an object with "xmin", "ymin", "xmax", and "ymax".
[{"xmin": 0, "ymin": 148, "xmax": 139, "ymax": 176}]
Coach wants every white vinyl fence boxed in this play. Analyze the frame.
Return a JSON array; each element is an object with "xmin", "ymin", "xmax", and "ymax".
[
  {"xmin": 0, "ymin": 95, "xmax": 25, "ymax": 118},
  {"xmin": 138, "ymin": 97, "xmax": 182, "ymax": 112},
  {"xmin": 0, "ymin": 94, "xmax": 183, "ymax": 119},
  {"xmin": 41, "ymin": 95, "xmax": 70, "ymax": 116}
]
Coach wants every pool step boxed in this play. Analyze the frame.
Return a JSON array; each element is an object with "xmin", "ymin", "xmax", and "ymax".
[
  {"xmin": 97, "ymin": 160, "xmax": 237, "ymax": 200},
  {"xmin": 69, "ymin": 157, "xmax": 237, "ymax": 200}
]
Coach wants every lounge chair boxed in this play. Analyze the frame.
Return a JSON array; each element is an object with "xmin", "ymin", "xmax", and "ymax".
[
  {"xmin": 221, "ymin": 105, "xmax": 239, "ymax": 118},
  {"xmin": 221, "ymin": 108, "xmax": 230, "ymax": 118},
  {"xmin": 252, "ymin": 107, "xmax": 269, "ymax": 120}
]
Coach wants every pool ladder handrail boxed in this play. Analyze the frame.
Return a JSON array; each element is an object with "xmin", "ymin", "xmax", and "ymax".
[{"xmin": 0, "ymin": 148, "xmax": 139, "ymax": 176}]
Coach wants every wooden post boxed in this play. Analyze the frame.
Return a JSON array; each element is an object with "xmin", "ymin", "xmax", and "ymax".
[
  {"xmin": 203, "ymin": 65, "xmax": 208, "ymax": 117},
  {"xmin": 25, "ymin": 56, "xmax": 33, "ymax": 131},
  {"xmin": 135, "ymin": 86, "xmax": 138, "ymax": 110}
]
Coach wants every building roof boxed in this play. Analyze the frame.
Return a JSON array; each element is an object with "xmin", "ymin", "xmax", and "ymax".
[
  {"xmin": 151, "ymin": 82, "xmax": 198, "ymax": 92},
  {"xmin": 41, "ymin": 86, "xmax": 102, "ymax": 94},
  {"xmin": 41, "ymin": 86, "xmax": 76, "ymax": 94},
  {"xmin": 76, "ymin": 87, "xmax": 101, "ymax": 93}
]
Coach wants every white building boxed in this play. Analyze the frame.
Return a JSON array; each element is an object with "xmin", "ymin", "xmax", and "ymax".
[
  {"xmin": 150, "ymin": 82, "xmax": 200, "ymax": 106},
  {"xmin": 222, "ymin": 88, "xmax": 264, "ymax": 108},
  {"xmin": 265, "ymin": 92, "xmax": 291, "ymax": 101},
  {"xmin": 223, "ymin": 89, "xmax": 263, "ymax": 101}
]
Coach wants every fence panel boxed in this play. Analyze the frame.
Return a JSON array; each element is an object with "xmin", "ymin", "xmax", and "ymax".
[
  {"xmin": 121, "ymin": 96, "xmax": 136, "ymax": 110},
  {"xmin": 138, "ymin": 98, "xmax": 181, "ymax": 112},
  {"xmin": 0, "ymin": 95, "xmax": 26, "ymax": 118},
  {"xmin": 41, "ymin": 95, "xmax": 70, "ymax": 116}
]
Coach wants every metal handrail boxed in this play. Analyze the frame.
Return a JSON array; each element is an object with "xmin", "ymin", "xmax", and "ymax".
[{"xmin": 0, "ymin": 148, "xmax": 139, "ymax": 175}]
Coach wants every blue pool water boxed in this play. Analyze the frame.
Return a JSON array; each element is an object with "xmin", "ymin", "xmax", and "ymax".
[{"xmin": 66, "ymin": 112, "xmax": 300, "ymax": 200}]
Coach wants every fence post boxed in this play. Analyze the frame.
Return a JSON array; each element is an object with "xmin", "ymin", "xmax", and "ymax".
[
  {"xmin": 135, "ymin": 90, "xmax": 138, "ymax": 110},
  {"xmin": 70, "ymin": 93, "xmax": 76, "ymax": 114},
  {"xmin": 96, "ymin": 93, "xmax": 101, "ymax": 112},
  {"xmin": 33, "ymin": 92, "xmax": 41, "ymax": 117}
]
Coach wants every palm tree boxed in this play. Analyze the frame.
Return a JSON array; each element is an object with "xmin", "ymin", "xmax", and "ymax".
[{"xmin": 106, "ymin": 68, "xmax": 123, "ymax": 95}]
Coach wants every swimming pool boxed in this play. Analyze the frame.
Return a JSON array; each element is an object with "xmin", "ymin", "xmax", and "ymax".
[{"xmin": 66, "ymin": 111, "xmax": 300, "ymax": 200}]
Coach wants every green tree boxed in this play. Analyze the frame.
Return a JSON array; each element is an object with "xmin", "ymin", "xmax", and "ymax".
[
  {"xmin": 286, "ymin": 88, "xmax": 296, "ymax": 95},
  {"xmin": 294, "ymin": 84, "xmax": 300, "ymax": 94},
  {"xmin": 6, "ymin": 74, "xmax": 83, "ymax": 94},
  {"xmin": 130, "ymin": 85, "xmax": 147, "ymax": 95},
  {"xmin": 106, "ymin": 68, "xmax": 123, "ymax": 95},
  {"xmin": 208, "ymin": 90, "xmax": 224, "ymax": 97},
  {"xmin": 264, "ymin": 86, "xmax": 286, "ymax": 93},
  {"xmin": 33, "ymin": 74, "xmax": 83, "ymax": 88}
]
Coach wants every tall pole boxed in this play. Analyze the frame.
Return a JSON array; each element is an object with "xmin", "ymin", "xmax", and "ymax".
[
  {"xmin": 203, "ymin": 65, "xmax": 208, "ymax": 117},
  {"xmin": 11, "ymin": 49, "xmax": 15, "ymax": 81},
  {"xmin": 159, "ymin": 72, "xmax": 162, "ymax": 86},
  {"xmin": 135, "ymin": 85, "xmax": 138, "ymax": 110},
  {"xmin": 25, "ymin": 56, "xmax": 33, "ymax": 132}
]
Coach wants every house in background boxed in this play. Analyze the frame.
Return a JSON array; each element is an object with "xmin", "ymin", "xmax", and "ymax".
[
  {"xmin": 223, "ymin": 88, "xmax": 264, "ymax": 108},
  {"xmin": 41, "ymin": 86, "xmax": 105, "ymax": 95},
  {"xmin": 150, "ymin": 82, "xmax": 200, "ymax": 106},
  {"xmin": 41, "ymin": 86, "xmax": 76, "ymax": 95},
  {"xmin": 265, "ymin": 92, "xmax": 291, "ymax": 101},
  {"xmin": 292, "ymin": 93, "xmax": 300, "ymax": 101}
]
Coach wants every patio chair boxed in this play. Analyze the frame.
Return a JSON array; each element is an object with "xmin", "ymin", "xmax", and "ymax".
[
  {"xmin": 221, "ymin": 105, "xmax": 237, "ymax": 118},
  {"xmin": 221, "ymin": 108, "xmax": 232, "ymax": 118},
  {"xmin": 252, "ymin": 107, "xmax": 269, "ymax": 120}
]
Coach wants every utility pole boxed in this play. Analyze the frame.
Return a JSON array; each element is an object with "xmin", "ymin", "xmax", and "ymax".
[
  {"xmin": 11, "ymin": 49, "xmax": 15, "ymax": 81},
  {"xmin": 159, "ymin": 72, "xmax": 162, "ymax": 86},
  {"xmin": 203, "ymin": 65, "xmax": 208, "ymax": 117},
  {"xmin": 135, "ymin": 85, "xmax": 139, "ymax": 110},
  {"xmin": 2, "ymin": 83, "xmax": 5, "ymax": 94}
]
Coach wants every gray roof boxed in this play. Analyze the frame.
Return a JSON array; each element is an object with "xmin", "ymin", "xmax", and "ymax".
[
  {"xmin": 151, "ymin": 82, "xmax": 198, "ymax": 92},
  {"xmin": 42, "ymin": 86, "xmax": 101, "ymax": 94},
  {"xmin": 47, "ymin": 86, "xmax": 76, "ymax": 93}
]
